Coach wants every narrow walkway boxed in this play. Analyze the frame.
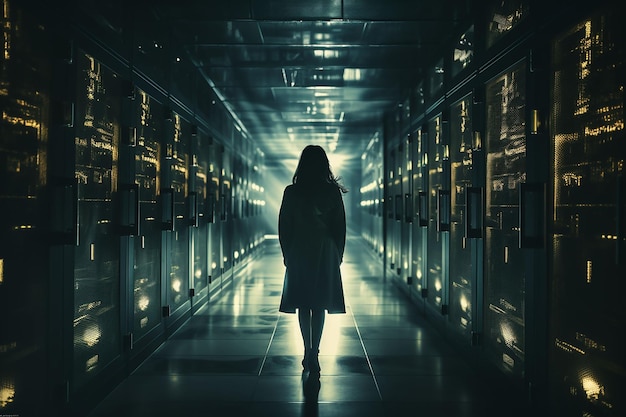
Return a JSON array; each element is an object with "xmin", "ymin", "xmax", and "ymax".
[{"xmin": 89, "ymin": 236, "xmax": 528, "ymax": 416}]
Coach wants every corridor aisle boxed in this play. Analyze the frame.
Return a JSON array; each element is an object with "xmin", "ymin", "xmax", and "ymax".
[{"xmin": 88, "ymin": 235, "xmax": 529, "ymax": 417}]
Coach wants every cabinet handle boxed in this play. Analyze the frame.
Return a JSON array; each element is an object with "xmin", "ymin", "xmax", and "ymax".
[
  {"xmin": 120, "ymin": 183, "xmax": 140, "ymax": 236},
  {"xmin": 437, "ymin": 189, "xmax": 451, "ymax": 232},
  {"xmin": 465, "ymin": 186, "xmax": 483, "ymax": 239},
  {"xmin": 189, "ymin": 191, "xmax": 199, "ymax": 227}
]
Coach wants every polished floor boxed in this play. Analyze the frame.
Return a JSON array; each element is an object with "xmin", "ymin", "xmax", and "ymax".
[{"xmin": 88, "ymin": 234, "xmax": 531, "ymax": 417}]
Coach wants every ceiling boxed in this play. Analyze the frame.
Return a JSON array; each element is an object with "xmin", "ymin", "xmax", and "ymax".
[{"xmin": 149, "ymin": 0, "xmax": 471, "ymax": 170}]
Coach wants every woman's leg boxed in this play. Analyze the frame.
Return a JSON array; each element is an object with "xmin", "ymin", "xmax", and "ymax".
[
  {"xmin": 298, "ymin": 308, "xmax": 312, "ymax": 349},
  {"xmin": 311, "ymin": 309, "xmax": 326, "ymax": 352},
  {"xmin": 307, "ymin": 309, "xmax": 325, "ymax": 373},
  {"xmin": 298, "ymin": 308, "xmax": 312, "ymax": 368}
]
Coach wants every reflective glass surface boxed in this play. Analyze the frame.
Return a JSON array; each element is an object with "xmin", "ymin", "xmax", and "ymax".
[
  {"xmin": 426, "ymin": 114, "xmax": 445, "ymax": 309},
  {"xmin": 167, "ymin": 114, "xmax": 189, "ymax": 311},
  {"xmin": 133, "ymin": 89, "xmax": 163, "ymax": 340},
  {"xmin": 449, "ymin": 95, "xmax": 474, "ymax": 339},
  {"xmin": 73, "ymin": 51, "xmax": 122, "ymax": 387},
  {"xmin": 484, "ymin": 62, "xmax": 527, "ymax": 377},
  {"xmin": 411, "ymin": 129, "xmax": 427, "ymax": 294},
  {"xmin": 192, "ymin": 131, "xmax": 210, "ymax": 294},
  {"xmin": 486, "ymin": 0, "xmax": 529, "ymax": 48}
]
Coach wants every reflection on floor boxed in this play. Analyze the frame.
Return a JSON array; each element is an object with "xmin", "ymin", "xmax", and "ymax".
[{"xmin": 88, "ymin": 236, "xmax": 530, "ymax": 417}]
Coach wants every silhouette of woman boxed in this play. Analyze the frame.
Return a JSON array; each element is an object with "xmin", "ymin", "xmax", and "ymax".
[{"xmin": 278, "ymin": 145, "xmax": 347, "ymax": 374}]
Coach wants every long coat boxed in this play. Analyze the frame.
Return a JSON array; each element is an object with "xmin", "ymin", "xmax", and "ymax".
[{"xmin": 278, "ymin": 182, "xmax": 346, "ymax": 314}]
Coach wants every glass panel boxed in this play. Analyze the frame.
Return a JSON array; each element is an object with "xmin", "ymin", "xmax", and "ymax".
[
  {"xmin": 208, "ymin": 142, "xmax": 221, "ymax": 282},
  {"xmin": 452, "ymin": 25, "xmax": 474, "ymax": 78},
  {"xmin": 221, "ymin": 148, "xmax": 232, "ymax": 272},
  {"xmin": 73, "ymin": 51, "xmax": 121, "ymax": 387},
  {"xmin": 429, "ymin": 58, "xmax": 444, "ymax": 100},
  {"xmin": 132, "ymin": 89, "xmax": 162, "ymax": 340},
  {"xmin": 232, "ymin": 154, "xmax": 244, "ymax": 265},
  {"xmin": 388, "ymin": 150, "xmax": 401, "ymax": 272},
  {"xmin": 360, "ymin": 134, "xmax": 383, "ymax": 256},
  {"xmin": 551, "ymin": 9, "xmax": 625, "ymax": 415},
  {"xmin": 427, "ymin": 114, "xmax": 445, "ymax": 309},
  {"xmin": 484, "ymin": 61, "xmax": 526, "ymax": 376},
  {"xmin": 192, "ymin": 131, "xmax": 210, "ymax": 294},
  {"xmin": 486, "ymin": 0, "xmax": 529, "ymax": 48},
  {"xmin": 401, "ymin": 130, "xmax": 411, "ymax": 282},
  {"xmin": 411, "ymin": 128, "xmax": 427, "ymax": 294},
  {"xmin": 168, "ymin": 114, "xmax": 189, "ymax": 310},
  {"xmin": 0, "ymin": 4, "xmax": 50, "ymax": 412},
  {"xmin": 449, "ymin": 94, "xmax": 474, "ymax": 339}
]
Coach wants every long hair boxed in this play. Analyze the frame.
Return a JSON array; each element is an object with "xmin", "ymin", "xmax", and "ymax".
[{"xmin": 292, "ymin": 145, "xmax": 347, "ymax": 193}]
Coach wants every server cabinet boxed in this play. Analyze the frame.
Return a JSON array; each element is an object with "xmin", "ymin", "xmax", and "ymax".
[
  {"xmin": 426, "ymin": 114, "xmax": 450, "ymax": 314},
  {"xmin": 190, "ymin": 128, "xmax": 211, "ymax": 306},
  {"xmin": 550, "ymin": 8, "xmax": 625, "ymax": 416},
  {"xmin": 0, "ymin": 5, "xmax": 51, "ymax": 413},
  {"xmin": 449, "ymin": 94, "xmax": 475, "ymax": 340},
  {"xmin": 373, "ymin": 138, "xmax": 384, "ymax": 257},
  {"xmin": 360, "ymin": 134, "xmax": 383, "ymax": 256},
  {"xmin": 484, "ymin": 60, "xmax": 527, "ymax": 377},
  {"xmin": 386, "ymin": 149, "xmax": 401, "ymax": 274},
  {"xmin": 411, "ymin": 128, "xmax": 427, "ymax": 300},
  {"xmin": 71, "ymin": 50, "xmax": 123, "ymax": 391},
  {"xmin": 128, "ymin": 89, "xmax": 164, "ymax": 346},
  {"xmin": 401, "ymin": 133, "xmax": 412, "ymax": 286},
  {"xmin": 220, "ymin": 147, "xmax": 233, "ymax": 279},
  {"xmin": 232, "ymin": 151, "xmax": 246, "ymax": 267},
  {"xmin": 207, "ymin": 141, "xmax": 222, "ymax": 286},
  {"xmin": 161, "ymin": 112, "xmax": 191, "ymax": 326}
]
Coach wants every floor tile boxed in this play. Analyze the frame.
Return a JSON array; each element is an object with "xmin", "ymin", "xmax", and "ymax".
[{"xmin": 88, "ymin": 237, "xmax": 532, "ymax": 417}]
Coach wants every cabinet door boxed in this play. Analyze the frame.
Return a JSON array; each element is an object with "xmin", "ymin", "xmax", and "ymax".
[
  {"xmin": 426, "ymin": 114, "xmax": 449, "ymax": 312},
  {"xmin": 484, "ymin": 61, "xmax": 527, "ymax": 377},
  {"xmin": 72, "ymin": 51, "xmax": 122, "ymax": 388},
  {"xmin": 411, "ymin": 128, "xmax": 427, "ymax": 298},
  {"xmin": 207, "ymin": 142, "xmax": 222, "ymax": 284},
  {"xmin": 449, "ymin": 95, "xmax": 474, "ymax": 340},
  {"xmin": 551, "ymin": 9, "xmax": 625, "ymax": 415},
  {"xmin": 163, "ymin": 113, "xmax": 190, "ymax": 318},
  {"xmin": 131, "ymin": 90, "xmax": 163, "ymax": 342},
  {"xmin": 191, "ymin": 130, "xmax": 210, "ymax": 298}
]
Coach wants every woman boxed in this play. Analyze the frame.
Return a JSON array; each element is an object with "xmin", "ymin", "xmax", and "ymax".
[{"xmin": 278, "ymin": 145, "xmax": 347, "ymax": 374}]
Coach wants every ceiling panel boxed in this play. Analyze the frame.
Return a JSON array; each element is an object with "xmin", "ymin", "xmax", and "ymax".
[{"xmin": 151, "ymin": 0, "xmax": 470, "ymax": 166}]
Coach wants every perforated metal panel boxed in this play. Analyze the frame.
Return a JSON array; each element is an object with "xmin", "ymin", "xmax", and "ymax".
[{"xmin": 551, "ymin": 9, "xmax": 625, "ymax": 416}]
